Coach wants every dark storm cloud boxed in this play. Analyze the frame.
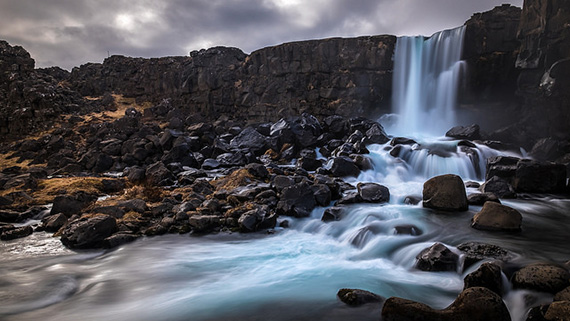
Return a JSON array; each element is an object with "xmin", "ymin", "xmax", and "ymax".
[{"xmin": 0, "ymin": 0, "xmax": 523, "ymax": 70}]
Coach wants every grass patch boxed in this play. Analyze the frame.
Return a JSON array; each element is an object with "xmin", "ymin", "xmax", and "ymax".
[
  {"xmin": 0, "ymin": 152, "xmax": 33, "ymax": 171},
  {"xmin": 211, "ymin": 169, "xmax": 256, "ymax": 191}
]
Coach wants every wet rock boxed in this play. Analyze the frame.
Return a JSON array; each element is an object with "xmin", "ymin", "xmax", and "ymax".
[
  {"xmin": 364, "ymin": 122, "xmax": 389, "ymax": 144},
  {"xmin": 41, "ymin": 213, "xmax": 68, "ymax": 232},
  {"xmin": 117, "ymin": 199, "xmax": 149, "ymax": 213},
  {"xmin": 393, "ymin": 225, "xmax": 422, "ymax": 236},
  {"xmin": 188, "ymin": 215, "xmax": 221, "ymax": 233},
  {"xmin": 446, "ymin": 124, "xmax": 481, "ymax": 140},
  {"xmin": 485, "ymin": 156, "xmax": 519, "ymax": 181},
  {"xmin": 145, "ymin": 161, "xmax": 175, "ymax": 186},
  {"xmin": 89, "ymin": 206, "xmax": 125, "ymax": 218},
  {"xmin": 201, "ymin": 158, "xmax": 221, "ymax": 170},
  {"xmin": 276, "ymin": 181, "xmax": 316, "ymax": 218},
  {"xmin": 337, "ymin": 288, "xmax": 384, "ymax": 306},
  {"xmin": 471, "ymin": 201, "xmax": 522, "ymax": 232},
  {"xmin": 514, "ymin": 159, "xmax": 567, "ymax": 193},
  {"xmin": 230, "ymin": 127, "xmax": 267, "ymax": 155},
  {"xmin": 323, "ymin": 115, "xmax": 348, "ymax": 137},
  {"xmin": 335, "ymin": 192, "xmax": 363, "ymax": 205},
  {"xmin": 403, "ymin": 195, "xmax": 422, "ymax": 205},
  {"xmin": 271, "ymin": 175, "xmax": 295, "ymax": 192},
  {"xmin": 290, "ymin": 113, "xmax": 323, "ymax": 148},
  {"xmin": 330, "ymin": 156, "xmax": 360, "ymax": 177},
  {"xmin": 465, "ymin": 181, "xmax": 481, "ymax": 189},
  {"xmin": 544, "ymin": 301, "xmax": 570, "ymax": 320},
  {"xmin": 0, "ymin": 210, "xmax": 25, "ymax": 223},
  {"xmin": 390, "ymin": 137, "xmax": 417, "ymax": 146},
  {"xmin": 60, "ymin": 214, "xmax": 117, "ymax": 249},
  {"xmin": 311, "ymin": 184, "xmax": 331, "ymax": 206},
  {"xmin": 161, "ymin": 143, "xmax": 199, "ymax": 168},
  {"xmin": 467, "ymin": 192, "xmax": 501, "ymax": 205},
  {"xmin": 512, "ymin": 263, "xmax": 570, "ymax": 294},
  {"xmin": 463, "ymin": 262, "xmax": 503, "ymax": 295},
  {"xmin": 381, "ymin": 287, "xmax": 511, "ymax": 321},
  {"xmin": 50, "ymin": 192, "xmax": 98, "ymax": 217},
  {"xmin": 480, "ymin": 176, "xmax": 516, "ymax": 198},
  {"xmin": 238, "ymin": 206, "xmax": 276, "ymax": 232},
  {"xmin": 415, "ymin": 242, "xmax": 459, "ymax": 272},
  {"xmin": 0, "ymin": 225, "xmax": 33, "ymax": 240},
  {"xmin": 422, "ymin": 174, "xmax": 468, "ymax": 211},
  {"xmin": 457, "ymin": 242, "xmax": 512, "ymax": 268},
  {"xmin": 103, "ymin": 233, "xmax": 139, "ymax": 248},
  {"xmin": 321, "ymin": 206, "xmax": 345, "ymax": 222},
  {"xmin": 297, "ymin": 157, "xmax": 322, "ymax": 172},
  {"xmin": 357, "ymin": 182, "xmax": 390, "ymax": 203},
  {"xmin": 554, "ymin": 286, "xmax": 570, "ymax": 302}
]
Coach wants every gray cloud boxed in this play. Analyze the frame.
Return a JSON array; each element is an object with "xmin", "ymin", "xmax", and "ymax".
[{"xmin": 0, "ymin": 0, "xmax": 523, "ymax": 70}]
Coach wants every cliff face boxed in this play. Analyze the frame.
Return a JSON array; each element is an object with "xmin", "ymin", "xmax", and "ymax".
[{"xmin": 69, "ymin": 36, "xmax": 396, "ymax": 124}]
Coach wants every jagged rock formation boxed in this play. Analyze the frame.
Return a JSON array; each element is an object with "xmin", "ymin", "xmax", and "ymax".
[{"xmin": 69, "ymin": 36, "xmax": 396, "ymax": 123}]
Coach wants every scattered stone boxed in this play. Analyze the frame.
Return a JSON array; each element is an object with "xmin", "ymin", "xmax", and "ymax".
[
  {"xmin": 117, "ymin": 199, "xmax": 148, "ymax": 213},
  {"xmin": 330, "ymin": 156, "xmax": 360, "ymax": 177},
  {"xmin": 337, "ymin": 288, "xmax": 384, "ymax": 306},
  {"xmin": 188, "ymin": 215, "xmax": 220, "ymax": 233},
  {"xmin": 467, "ymin": 193, "xmax": 501, "ymax": 205},
  {"xmin": 393, "ymin": 225, "xmax": 422, "ymax": 236},
  {"xmin": 245, "ymin": 163, "xmax": 269, "ymax": 179},
  {"xmin": 463, "ymin": 262, "xmax": 503, "ymax": 295},
  {"xmin": 50, "ymin": 192, "xmax": 98, "ymax": 217},
  {"xmin": 480, "ymin": 176, "xmax": 516, "ymax": 198},
  {"xmin": 41, "ymin": 213, "xmax": 68, "ymax": 232},
  {"xmin": 471, "ymin": 201, "xmax": 522, "ymax": 231},
  {"xmin": 0, "ymin": 225, "xmax": 33, "ymax": 240},
  {"xmin": 276, "ymin": 181, "xmax": 316, "ymax": 218},
  {"xmin": 381, "ymin": 287, "xmax": 511, "ymax": 321},
  {"xmin": 103, "ymin": 233, "xmax": 139, "ymax": 248},
  {"xmin": 512, "ymin": 263, "xmax": 570, "ymax": 294},
  {"xmin": 554, "ymin": 286, "xmax": 570, "ymax": 302},
  {"xmin": 60, "ymin": 214, "xmax": 117, "ymax": 249},
  {"xmin": 145, "ymin": 161, "xmax": 175, "ymax": 186},
  {"xmin": 457, "ymin": 242, "xmax": 512, "ymax": 268},
  {"xmin": 357, "ymin": 182, "xmax": 390, "ymax": 203},
  {"xmin": 422, "ymin": 174, "xmax": 468, "ymax": 211},
  {"xmin": 415, "ymin": 242, "xmax": 459, "ymax": 272},
  {"xmin": 321, "ymin": 206, "xmax": 345, "ymax": 222}
]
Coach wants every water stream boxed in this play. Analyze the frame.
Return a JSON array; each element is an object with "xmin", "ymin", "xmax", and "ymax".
[{"xmin": 1, "ymin": 27, "xmax": 569, "ymax": 321}]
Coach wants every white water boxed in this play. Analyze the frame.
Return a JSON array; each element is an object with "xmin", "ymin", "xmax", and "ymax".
[{"xmin": 389, "ymin": 27, "xmax": 467, "ymax": 137}]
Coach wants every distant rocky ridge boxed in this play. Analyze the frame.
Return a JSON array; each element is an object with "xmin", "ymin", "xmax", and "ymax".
[{"xmin": 1, "ymin": 0, "xmax": 569, "ymax": 158}]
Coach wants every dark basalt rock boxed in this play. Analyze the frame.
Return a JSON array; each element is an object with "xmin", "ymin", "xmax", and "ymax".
[
  {"xmin": 103, "ymin": 233, "xmax": 139, "ymax": 248},
  {"xmin": 467, "ymin": 192, "xmax": 500, "ymax": 205},
  {"xmin": 145, "ymin": 161, "xmax": 175, "ymax": 186},
  {"xmin": 50, "ymin": 192, "xmax": 98, "ymax": 217},
  {"xmin": 337, "ymin": 288, "xmax": 384, "ymax": 306},
  {"xmin": 188, "ymin": 215, "xmax": 221, "ymax": 233},
  {"xmin": 512, "ymin": 263, "xmax": 570, "ymax": 294},
  {"xmin": 41, "ymin": 213, "xmax": 68, "ymax": 232},
  {"xmin": 60, "ymin": 214, "xmax": 117, "ymax": 249},
  {"xmin": 554, "ymin": 286, "xmax": 570, "ymax": 302},
  {"xmin": 415, "ymin": 242, "xmax": 459, "ymax": 272},
  {"xmin": 514, "ymin": 159, "xmax": 567, "ymax": 193},
  {"xmin": 229, "ymin": 127, "xmax": 267, "ymax": 155},
  {"xmin": 471, "ymin": 201, "xmax": 522, "ymax": 232},
  {"xmin": 0, "ymin": 225, "xmax": 33, "ymax": 240},
  {"xmin": 393, "ymin": 225, "xmax": 422, "ymax": 236},
  {"xmin": 422, "ymin": 174, "xmax": 468, "ymax": 211},
  {"xmin": 463, "ymin": 262, "xmax": 503, "ymax": 295},
  {"xmin": 446, "ymin": 124, "xmax": 481, "ymax": 140},
  {"xmin": 381, "ymin": 287, "xmax": 511, "ymax": 321},
  {"xmin": 480, "ymin": 176, "xmax": 516, "ymax": 199},
  {"xmin": 321, "ymin": 206, "xmax": 346, "ymax": 222},
  {"xmin": 457, "ymin": 242, "xmax": 512, "ymax": 268},
  {"xmin": 329, "ymin": 156, "xmax": 360, "ymax": 178},
  {"xmin": 357, "ymin": 182, "xmax": 390, "ymax": 203},
  {"xmin": 276, "ymin": 181, "xmax": 316, "ymax": 218}
]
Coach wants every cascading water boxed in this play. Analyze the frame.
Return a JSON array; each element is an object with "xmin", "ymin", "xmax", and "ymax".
[
  {"xmin": 388, "ymin": 27, "xmax": 467, "ymax": 137},
  {"xmin": 1, "ymin": 27, "xmax": 568, "ymax": 321}
]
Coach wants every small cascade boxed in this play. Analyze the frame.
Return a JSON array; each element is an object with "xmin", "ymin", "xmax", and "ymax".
[{"xmin": 390, "ymin": 27, "xmax": 467, "ymax": 137}]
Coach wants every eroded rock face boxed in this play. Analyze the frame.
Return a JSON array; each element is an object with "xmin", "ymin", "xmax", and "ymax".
[
  {"xmin": 381, "ymin": 287, "xmax": 511, "ymax": 321},
  {"xmin": 422, "ymin": 174, "xmax": 468, "ymax": 211}
]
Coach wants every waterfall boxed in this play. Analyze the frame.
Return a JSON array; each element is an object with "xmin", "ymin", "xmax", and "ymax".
[{"xmin": 390, "ymin": 27, "xmax": 467, "ymax": 137}]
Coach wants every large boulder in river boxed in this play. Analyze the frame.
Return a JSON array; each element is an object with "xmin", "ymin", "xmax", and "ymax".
[
  {"xmin": 471, "ymin": 201, "xmax": 522, "ymax": 232},
  {"xmin": 463, "ymin": 262, "xmax": 503, "ymax": 295},
  {"xmin": 415, "ymin": 242, "xmax": 459, "ymax": 272},
  {"xmin": 60, "ymin": 214, "xmax": 117, "ymax": 249},
  {"xmin": 381, "ymin": 287, "xmax": 511, "ymax": 321},
  {"xmin": 329, "ymin": 156, "xmax": 360, "ymax": 177},
  {"xmin": 511, "ymin": 263, "xmax": 570, "ymax": 294},
  {"xmin": 422, "ymin": 174, "xmax": 468, "ymax": 211},
  {"xmin": 276, "ymin": 181, "xmax": 317, "ymax": 218},
  {"xmin": 357, "ymin": 182, "xmax": 390, "ymax": 203}
]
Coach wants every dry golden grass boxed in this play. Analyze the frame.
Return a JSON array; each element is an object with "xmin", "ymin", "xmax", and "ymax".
[
  {"xmin": 210, "ymin": 169, "xmax": 255, "ymax": 191},
  {"xmin": 32, "ymin": 177, "xmax": 106, "ymax": 204},
  {"xmin": 0, "ymin": 152, "xmax": 34, "ymax": 171}
]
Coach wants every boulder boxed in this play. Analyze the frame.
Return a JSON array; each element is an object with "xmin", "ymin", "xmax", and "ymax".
[
  {"xmin": 485, "ymin": 156, "xmax": 519, "ymax": 181},
  {"xmin": 393, "ymin": 225, "xmax": 422, "ymax": 236},
  {"xmin": 457, "ymin": 242, "xmax": 512, "ymax": 268},
  {"xmin": 337, "ymin": 288, "xmax": 384, "ymax": 306},
  {"xmin": 513, "ymin": 159, "xmax": 567, "ymax": 193},
  {"xmin": 60, "ymin": 214, "xmax": 117, "ymax": 249},
  {"xmin": 0, "ymin": 225, "xmax": 33, "ymax": 240},
  {"xmin": 554, "ymin": 286, "xmax": 570, "ymax": 302},
  {"xmin": 276, "ymin": 181, "xmax": 316, "ymax": 218},
  {"xmin": 238, "ymin": 206, "xmax": 276, "ymax": 232},
  {"xmin": 471, "ymin": 201, "xmax": 522, "ymax": 231},
  {"xmin": 311, "ymin": 184, "xmax": 331, "ymax": 206},
  {"xmin": 230, "ymin": 127, "xmax": 267, "ymax": 155},
  {"xmin": 463, "ymin": 262, "xmax": 503, "ymax": 295},
  {"xmin": 544, "ymin": 301, "xmax": 570, "ymax": 321},
  {"xmin": 381, "ymin": 287, "xmax": 511, "ymax": 321},
  {"xmin": 50, "ymin": 192, "xmax": 97, "ymax": 217},
  {"xmin": 422, "ymin": 174, "xmax": 468, "ymax": 211},
  {"xmin": 467, "ymin": 193, "xmax": 500, "ymax": 205},
  {"xmin": 445, "ymin": 124, "xmax": 481, "ymax": 140},
  {"xmin": 103, "ymin": 233, "xmax": 139, "ymax": 248},
  {"xmin": 512, "ymin": 263, "xmax": 570, "ymax": 294},
  {"xmin": 364, "ymin": 122, "xmax": 389, "ymax": 144},
  {"xmin": 329, "ymin": 156, "xmax": 360, "ymax": 177},
  {"xmin": 245, "ymin": 163, "xmax": 269, "ymax": 179},
  {"xmin": 188, "ymin": 215, "xmax": 221, "ymax": 233},
  {"xmin": 41, "ymin": 213, "xmax": 68, "ymax": 232},
  {"xmin": 415, "ymin": 242, "xmax": 459, "ymax": 272},
  {"xmin": 480, "ymin": 176, "xmax": 516, "ymax": 198},
  {"xmin": 357, "ymin": 182, "xmax": 390, "ymax": 203},
  {"xmin": 321, "ymin": 206, "xmax": 345, "ymax": 222},
  {"xmin": 145, "ymin": 161, "xmax": 175, "ymax": 186}
]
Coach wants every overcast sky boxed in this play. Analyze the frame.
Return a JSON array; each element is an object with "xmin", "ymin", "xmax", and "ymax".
[{"xmin": 0, "ymin": 0, "xmax": 523, "ymax": 70}]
